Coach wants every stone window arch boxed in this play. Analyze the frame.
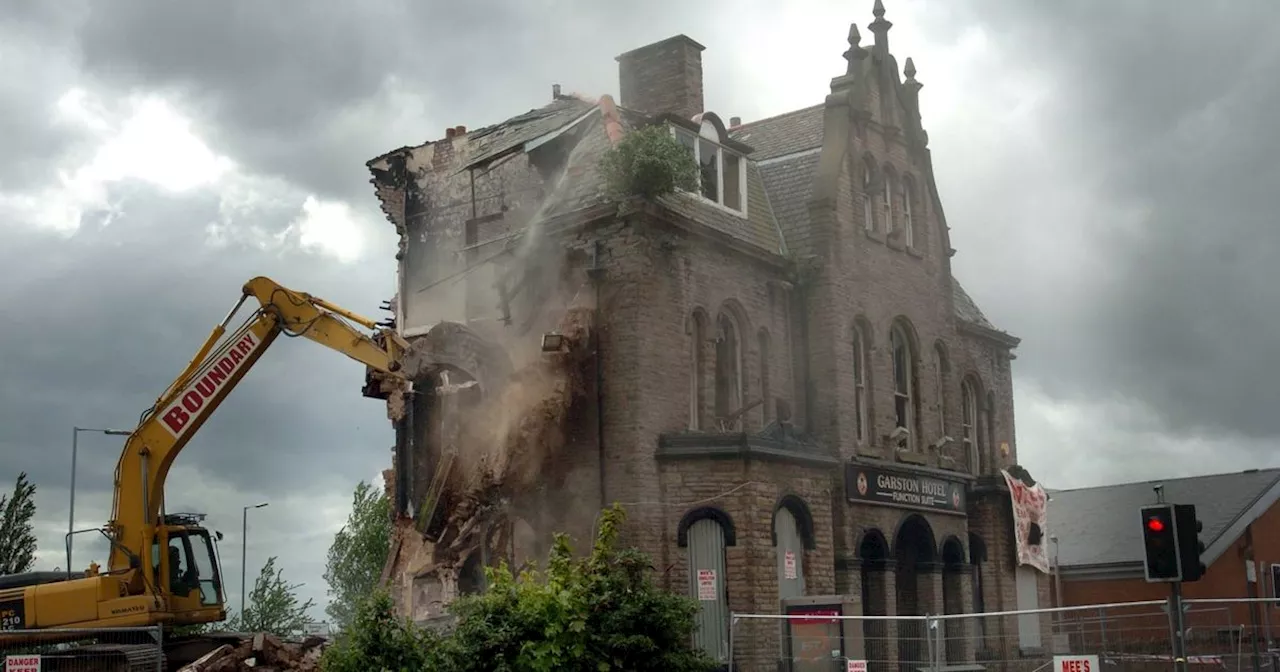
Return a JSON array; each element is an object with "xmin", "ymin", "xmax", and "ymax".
[{"xmin": 890, "ymin": 319, "xmax": 919, "ymax": 450}]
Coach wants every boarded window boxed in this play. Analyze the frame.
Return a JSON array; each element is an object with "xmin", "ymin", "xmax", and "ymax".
[{"xmin": 687, "ymin": 518, "xmax": 729, "ymax": 662}]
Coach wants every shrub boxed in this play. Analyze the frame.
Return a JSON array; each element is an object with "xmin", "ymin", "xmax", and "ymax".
[{"xmin": 598, "ymin": 124, "xmax": 700, "ymax": 200}]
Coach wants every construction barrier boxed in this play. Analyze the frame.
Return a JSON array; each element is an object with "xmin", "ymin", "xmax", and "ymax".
[{"xmin": 0, "ymin": 627, "xmax": 164, "ymax": 672}]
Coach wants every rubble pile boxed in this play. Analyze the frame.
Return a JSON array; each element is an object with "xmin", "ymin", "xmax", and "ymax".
[{"xmin": 177, "ymin": 633, "xmax": 326, "ymax": 672}]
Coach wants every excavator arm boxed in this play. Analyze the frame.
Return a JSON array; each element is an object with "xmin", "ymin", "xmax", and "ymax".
[{"xmin": 104, "ymin": 276, "xmax": 407, "ymax": 576}]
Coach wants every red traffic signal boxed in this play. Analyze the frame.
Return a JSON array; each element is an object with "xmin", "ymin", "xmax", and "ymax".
[{"xmin": 1146, "ymin": 517, "xmax": 1166, "ymax": 533}]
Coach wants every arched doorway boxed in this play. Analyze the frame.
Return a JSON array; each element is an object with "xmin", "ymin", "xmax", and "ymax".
[
  {"xmin": 858, "ymin": 529, "xmax": 891, "ymax": 672},
  {"xmin": 941, "ymin": 537, "xmax": 967, "ymax": 664},
  {"xmin": 893, "ymin": 515, "xmax": 937, "ymax": 672}
]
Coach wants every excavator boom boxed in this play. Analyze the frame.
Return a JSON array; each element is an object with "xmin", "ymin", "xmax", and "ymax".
[{"xmin": 106, "ymin": 276, "xmax": 406, "ymax": 576}]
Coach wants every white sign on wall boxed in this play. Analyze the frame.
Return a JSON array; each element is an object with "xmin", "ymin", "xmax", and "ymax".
[
  {"xmin": 1053, "ymin": 654, "xmax": 1099, "ymax": 672},
  {"xmin": 846, "ymin": 660, "xmax": 868, "ymax": 672},
  {"xmin": 5, "ymin": 655, "xmax": 41, "ymax": 672},
  {"xmin": 697, "ymin": 569, "xmax": 717, "ymax": 601},
  {"xmin": 784, "ymin": 550, "xmax": 797, "ymax": 580}
]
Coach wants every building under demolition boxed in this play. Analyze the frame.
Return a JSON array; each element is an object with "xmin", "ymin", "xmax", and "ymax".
[{"xmin": 361, "ymin": 4, "xmax": 1050, "ymax": 670}]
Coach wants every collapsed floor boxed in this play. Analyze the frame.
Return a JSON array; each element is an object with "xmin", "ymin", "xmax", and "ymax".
[{"xmin": 377, "ymin": 305, "xmax": 594, "ymax": 623}]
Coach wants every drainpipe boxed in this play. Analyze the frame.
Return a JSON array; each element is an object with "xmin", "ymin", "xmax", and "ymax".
[{"xmin": 588, "ymin": 240, "xmax": 607, "ymax": 507}]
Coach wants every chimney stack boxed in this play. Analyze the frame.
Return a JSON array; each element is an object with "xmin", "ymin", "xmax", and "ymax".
[
  {"xmin": 445, "ymin": 127, "xmax": 456, "ymax": 139},
  {"xmin": 553, "ymin": 83, "xmax": 562, "ymax": 99},
  {"xmin": 616, "ymin": 34, "xmax": 705, "ymax": 120},
  {"xmin": 455, "ymin": 125, "xmax": 467, "ymax": 135},
  {"xmin": 729, "ymin": 116, "xmax": 741, "ymax": 128}
]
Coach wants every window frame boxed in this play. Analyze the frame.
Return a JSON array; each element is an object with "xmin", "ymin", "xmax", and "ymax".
[
  {"xmin": 670, "ymin": 124, "xmax": 749, "ymax": 217},
  {"xmin": 890, "ymin": 324, "xmax": 915, "ymax": 450},
  {"xmin": 961, "ymin": 379, "xmax": 978, "ymax": 473},
  {"xmin": 901, "ymin": 177, "xmax": 915, "ymax": 248},
  {"xmin": 853, "ymin": 326, "xmax": 869, "ymax": 443},
  {"xmin": 862, "ymin": 162, "xmax": 876, "ymax": 232}
]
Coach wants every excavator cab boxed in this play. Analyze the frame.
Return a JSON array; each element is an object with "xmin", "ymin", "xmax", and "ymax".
[{"xmin": 153, "ymin": 513, "xmax": 226, "ymax": 624}]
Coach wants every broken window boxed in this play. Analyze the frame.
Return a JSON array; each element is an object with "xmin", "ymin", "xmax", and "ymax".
[
  {"xmin": 862, "ymin": 159, "xmax": 876, "ymax": 232},
  {"xmin": 714, "ymin": 313, "xmax": 743, "ymax": 430},
  {"xmin": 934, "ymin": 343, "xmax": 947, "ymax": 435},
  {"xmin": 853, "ymin": 325, "xmax": 868, "ymax": 443},
  {"xmin": 688, "ymin": 311, "xmax": 708, "ymax": 430},
  {"xmin": 881, "ymin": 168, "xmax": 895, "ymax": 235},
  {"xmin": 890, "ymin": 323, "xmax": 915, "ymax": 449},
  {"xmin": 901, "ymin": 176, "xmax": 916, "ymax": 249},
  {"xmin": 671, "ymin": 123, "xmax": 748, "ymax": 215},
  {"xmin": 962, "ymin": 379, "xmax": 978, "ymax": 473}
]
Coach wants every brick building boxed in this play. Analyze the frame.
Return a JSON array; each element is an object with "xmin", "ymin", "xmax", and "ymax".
[
  {"xmin": 1049, "ymin": 468, "xmax": 1280, "ymax": 645},
  {"xmin": 363, "ymin": 4, "xmax": 1046, "ymax": 669}
]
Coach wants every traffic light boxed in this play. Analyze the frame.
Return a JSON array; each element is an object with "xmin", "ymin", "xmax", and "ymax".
[
  {"xmin": 1174, "ymin": 504, "xmax": 1207, "ymax": 582},
  {"xmin": 1141, "ymin": 504, "xmax": 1181, "ymax": 582}
]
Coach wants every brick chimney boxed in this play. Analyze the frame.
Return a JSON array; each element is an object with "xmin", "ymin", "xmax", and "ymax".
[{"xmin": 616, "ymin": 34, "xmax": 705, "ymax": 120}]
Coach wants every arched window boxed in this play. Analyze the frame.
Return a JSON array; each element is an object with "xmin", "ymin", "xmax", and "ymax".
[
  {"xmin": 861, "ymin": 159, "xmax": 876, "ymax": 232},
  {"xmin": 853, "ymin": 324, "xmax": 869, "ymax": 443},
  {"xmin": 933, "ymin": 343, "xmax": 948, "ymax": 435},
  {"xmin": 901, "ymin": 176, "xmax": 916, "ymax": 248},
  {"xmin": 758, "ymin": 329, "xmax": 771, "ymax": 426},
  {"xmin": 890, "ymin": 323, "xmax": 915, "ymax": 450},
  {"xmin": 715, "ymin": 312, "xmax": 743, "ymax": 430},
  {"xmin": 961, "ymin": 379, "xmax": 979, "ymax": 473},
  {"xmin": 688, "ymin": 311, "xmax": 708, "ymax": 430},
  {"xmin": 881, "ymin": 167, "xmax": 896, "ymax": 235}
]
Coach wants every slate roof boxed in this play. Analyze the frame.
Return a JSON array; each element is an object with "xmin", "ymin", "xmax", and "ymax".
[
  {"xmin": 460, "ymin": 97, "xmax": 598, "ymax": 171},
  {"xmin": 1047, "ymin": 468, "xmax": 1280, "ymax": 572},
  {"xmin": 730, "ymin": 105, "xmax": 825, "ymax": 160},
  {"xmin": 951, "ymin": 280, "xmax": 997, "ymax": 330}
]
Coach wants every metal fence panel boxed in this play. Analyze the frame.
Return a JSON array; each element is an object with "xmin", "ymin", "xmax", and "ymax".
[{"xmin": 0, "ymin": 627, "xmax": 164, "ymax": 672}]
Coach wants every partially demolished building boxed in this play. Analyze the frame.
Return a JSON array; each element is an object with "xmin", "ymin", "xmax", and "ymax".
[{"xmin": 362, "ymin": 4, "xmax": 1049, "ymax": 670}]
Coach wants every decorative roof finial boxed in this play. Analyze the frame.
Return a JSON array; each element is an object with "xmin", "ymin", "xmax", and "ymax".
[
  {"xmin": 904, "ymin": 57, "xmax": 922, "ymax": 93},
  {"xmin": 843, "ymin": 23, "xmax": 868, "ymax": 73},
  {"xmin": 870, "ymin": 0, "xmax": 892, "ymax": 52}
]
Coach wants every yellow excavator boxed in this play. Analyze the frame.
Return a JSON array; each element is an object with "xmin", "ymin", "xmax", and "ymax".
[{"xmin": 0, "ymin": 277, "xmax": 407, "ymax": 670}]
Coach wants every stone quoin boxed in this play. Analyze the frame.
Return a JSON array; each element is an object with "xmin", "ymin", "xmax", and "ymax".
[{"xmin": 361, "ymin": 3, "xmax": 1048, "ymax": 669}]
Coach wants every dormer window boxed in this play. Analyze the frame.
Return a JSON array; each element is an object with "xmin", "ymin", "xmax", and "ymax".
[{"xmin": 671, "ymin": 120, "xmax": 747, "ymax": 215}]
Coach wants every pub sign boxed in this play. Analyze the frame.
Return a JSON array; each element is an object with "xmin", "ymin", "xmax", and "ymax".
[{"xmin": 845, "ymin": 463, "xmax": 966, "ymax": 514}]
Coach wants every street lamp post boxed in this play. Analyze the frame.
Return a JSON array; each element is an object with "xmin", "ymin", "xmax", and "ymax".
[
  {"xmin": 242, "ymin": 502, "xmax": 269, "ymax": 618},
  {"xmin": 68, "ymin": 426, "xmax": 132, "ymax": 579}
]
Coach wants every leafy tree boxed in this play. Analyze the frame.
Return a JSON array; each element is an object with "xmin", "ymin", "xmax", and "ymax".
[
  {"xmin": 234, "ymin": 556, "xmax": 315, "ymax": 636},
  {"xmin": 0, "ymin": 472, "xmax": 37, "ymax": 575},
  {"xmin": 320, "ymin": 590, "xmax": 446, "ymax": 672},
  {"xmin": 599, "ymin": 124, "xmax": 700, "ymax": 200},
  {"xmin": 323, "ymin": 480, "xmax": 391, "ymax": 629}
]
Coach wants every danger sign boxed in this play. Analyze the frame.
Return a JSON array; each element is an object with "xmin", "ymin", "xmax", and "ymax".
[
  {"xmin": 1053, "ymin": 655, "xmax": 1098, "ymax": 672},
  {"xmin": 784, "ymin": 551, "xmax": 797, "ymax": 580},
  {"xmin": 846, "ymin": 660, "xmax": 867, "ymax": 672},
  {"xmin": 697, "ymin": 569, "xmax": 717, "ymax": 601},
  {"xmin": 5, "ymin": 655, "xmax": 41, "ymax": 672}
]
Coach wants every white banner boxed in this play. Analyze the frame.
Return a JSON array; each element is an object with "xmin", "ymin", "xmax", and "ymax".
[{"xmin": 1002, "ymin": 468, "xmax": 1050, "ymax": 573}]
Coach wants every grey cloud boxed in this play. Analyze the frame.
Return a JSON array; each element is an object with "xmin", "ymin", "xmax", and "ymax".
[{"xmin": 911, "ymin": 1, "xmax": 1280, "ymax": 445}]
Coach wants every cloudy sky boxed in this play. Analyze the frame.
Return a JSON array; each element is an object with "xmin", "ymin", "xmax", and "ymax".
[{"xmin": 2, "ymin": 0, "xmax": 1277, "ymax": 621}]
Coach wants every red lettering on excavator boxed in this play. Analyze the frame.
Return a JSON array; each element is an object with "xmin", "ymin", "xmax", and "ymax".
[{"xmin": 158, "ymin": 332, "xmax": 261, "ymax": 438}]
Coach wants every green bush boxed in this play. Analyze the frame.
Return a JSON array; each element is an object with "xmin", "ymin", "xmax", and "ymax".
[
  {"xmin": 322, "ymin": 504, "xmax": 718, "ymax": 672},
  {"xmin": 599, "ymin": 124, "xmax": 700, "ymax": 200}
]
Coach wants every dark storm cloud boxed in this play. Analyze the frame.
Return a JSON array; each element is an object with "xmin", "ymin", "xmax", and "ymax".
[
  {"xmin": 0, "ymin": 195, "xmax": 397, "ymax": 499},
  {"xmin": 923, "ymin": 1, "xmax": 1280, "ymax": 443},
  {"xmin": 65, "ymin": 0, "xmax": 729, "ymax": 203}
]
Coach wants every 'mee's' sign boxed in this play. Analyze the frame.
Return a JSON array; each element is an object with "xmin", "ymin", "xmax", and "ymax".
[{"xmin": 1053, "ymin": 655, "xmax": 1098, "ymax": 672}]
